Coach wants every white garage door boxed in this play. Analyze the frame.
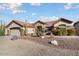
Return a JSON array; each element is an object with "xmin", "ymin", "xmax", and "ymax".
[{"xmin": 10, "ymin": 29, "xmax": 20, "ymax": 36}]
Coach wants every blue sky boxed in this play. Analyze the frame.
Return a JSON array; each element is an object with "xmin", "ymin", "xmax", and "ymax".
[{"xmin": 0, "ymin": 3, "xmax": 79, "ymax": 24}]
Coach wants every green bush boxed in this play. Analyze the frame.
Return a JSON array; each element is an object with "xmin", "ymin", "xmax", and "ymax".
[
  {"xmin": 53, "ymin": 29, "xmax": 67, "ymax": 36},
  {"xmin": 67, "ymin": 29, "xmax": 75, "ymax": 36},
  {"xmin": 0, "ymin": 21, "xmax": 5, "ymax": 36},
  {"xmin": 35, "ymin": 26, "xmax": 44, "ymax": 37},
  {"xmin": 53, "ymin": 28, "xmax": 75, "ymax": 36},
  {"xmin": 0, "ymin": 29, "xmax": 5, "ymax": 36},
  {"xmin": 53, "ymin": 29, "xmax": 59, "ymax": 35},
  {"xmin": 58, "ymin": 29, "xmax": 67, "ymax": 36}
]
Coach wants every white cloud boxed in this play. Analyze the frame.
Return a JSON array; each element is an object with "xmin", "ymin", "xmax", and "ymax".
[
  {"xmin": 64, "ymin": 3, "xmax": 72, "ymax": 10},
  {"xmin": 64, "ymin": 3, "xmax": 79, "ymax": 11},
  {"xmin": 37, "ymin": 16, "xmax": 59, "ymax": 22},
  {"xmin": 9, "ymin": 3, "xmax": 26, "ymax": 14},
  {"xmin": 0, "ymin": 3, "xmax": 27, "ymax": 14},
  {"xmin": 30, "ymin": 3, "xmax": 42, "ymax": 6},
  {"xmin": 9, "ymin": 3, "xmax": 22, "ymax": 10},
  {"xmin": 31, "ymin": 13, "xmax": 37, "ymax": 16},
  {"xmin": 12, "ymin": 9, "xmax": 26, "ymax": 14}
]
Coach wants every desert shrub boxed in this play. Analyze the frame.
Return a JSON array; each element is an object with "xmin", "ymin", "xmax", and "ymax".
[
  {"xmin": 58, "ymin": 29, "xmax": 67, "ymax": 36},
  {"xmin": 53, "ymin": 28, "xmax": 68, "ymax": 36},
  {"xmin": 35, "ymin": 26, "xmax": 44, "ymax": 37},
  {"xmin": 67, "ymin": 29, "xmax": 75, "ymax": 36},
  {"xmin": 0, "ymin": 29, "xmax": 5, "ymax": 36},
  {"xmin": 53, "ymin": 29, "xmax": 59, "ymax": 35},
  {"xmin": 53, "ymin": 28, "xmax": 75, "ymax": 36}
]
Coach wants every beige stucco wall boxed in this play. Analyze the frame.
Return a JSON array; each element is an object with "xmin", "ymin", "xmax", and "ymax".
[
  {"xmin": 34, "ymin": 23, "xmax": 46, "ymax": 28},
  {"xmin": 5, "ymin": 22, "xmax": 35, "ymax": 36},
  {"xmin": 7, "ymin": 22, "xmax": 22, "ymax": 29},
  {"xmin": 54, "ymin": 21, "xmax": 71, "ymax": 27},
  {"xmin": 27, "ymin": 28, "xmax": 35, "ymax": 34},
  {"xmin": 5, "ymin": 22, "xmax": 22, "ymax": 35}
]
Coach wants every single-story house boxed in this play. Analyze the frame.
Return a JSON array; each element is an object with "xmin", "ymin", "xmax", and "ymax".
[
  {"xmin": 5, "ymin": 18, "xmax": 73, "ymax": 36},
  {"xmin": 74, "ymin": 21, "xmax": 79, "ymax": 36},
  {"xmin": 5, "ymin": 20, "xmax": 35, "ymax": 36}
]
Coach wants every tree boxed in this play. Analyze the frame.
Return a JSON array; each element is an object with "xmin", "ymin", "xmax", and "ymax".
[
  {"xmin": 35, "ymin": 26, "xmax": 43, "ymax": 37},
  {"xmin": 58, "ymin": 28, "xmax": 67, "ymax": 36},
  {"xmin": 0, "ymin": 20, "xmax": 5, "ymax": 36}
]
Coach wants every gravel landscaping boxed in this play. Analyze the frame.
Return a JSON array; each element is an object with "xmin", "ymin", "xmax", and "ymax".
[{"xmin": 0, "ymin": 36, "xmax": 79, "ymax": 56}]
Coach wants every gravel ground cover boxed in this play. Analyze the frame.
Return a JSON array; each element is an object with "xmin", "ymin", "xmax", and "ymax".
[
  {"xmin": 25, "ymin": 36, "xmax": 79, "ymax": 50},
  {"xmin": 0, "ymin": 36, "xmax": 79, "ymax": 56}
]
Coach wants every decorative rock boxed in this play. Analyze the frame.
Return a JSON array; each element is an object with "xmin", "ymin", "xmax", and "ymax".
[
  {"xmin": 51, "ymin": 40, "xmax": 58, "ymax": 46},
  {"xmin": 11, "ymin": 36, "xmax": 18, "ymax": 40},
  {"xmin": 41, "ymin": 36, "xmax": 45, "ymax": 39}
]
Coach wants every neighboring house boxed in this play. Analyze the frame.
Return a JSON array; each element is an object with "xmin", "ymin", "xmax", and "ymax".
[
  {"xmin": 5, "ymin": 20, "xmax": 34, "ymax": 36},
  {"xmin": 74, "ymin": 21, "xmax": 79, "ymax": 36}
]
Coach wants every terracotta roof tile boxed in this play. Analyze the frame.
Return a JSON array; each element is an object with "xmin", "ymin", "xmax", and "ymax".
[
  {"xmin": 45, "ymin": 18, "xmax": 73, "ymax": 27},
  {"xmin": 6, "ymin": 20, "xmax": 34, "ymax": 28}
]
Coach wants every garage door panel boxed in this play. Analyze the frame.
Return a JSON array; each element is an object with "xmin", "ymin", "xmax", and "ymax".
[{"xmin": 11, "ymin": 29, "xmax": 20, "ymax": 36}]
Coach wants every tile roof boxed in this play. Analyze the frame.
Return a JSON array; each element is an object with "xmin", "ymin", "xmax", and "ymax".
[
  {"xmin": 6, "ymin": 20, "xmax": 34, "ymax": 28},
  {"xmin": 6, "ymin": 18, "xmax": 73, "ymax": 28},
  {"xmin": 45, "ymin": 18, "xmax": 73, "ymax": 27}
]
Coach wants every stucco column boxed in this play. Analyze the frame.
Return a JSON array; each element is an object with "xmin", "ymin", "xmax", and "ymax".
[{"xmin": 21, "ymin": 28, "xmax": 25, "ymax": 36}]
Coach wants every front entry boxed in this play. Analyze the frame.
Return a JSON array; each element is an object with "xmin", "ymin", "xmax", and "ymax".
[{"xmin": 10, "ymin": 27, "xmax": 21, "ymax": 36}]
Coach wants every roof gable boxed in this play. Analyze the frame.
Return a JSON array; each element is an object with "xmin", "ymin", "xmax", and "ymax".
[
  {"xmin": 6, "ymin": 20, "xmax": 34, "ymax": 28},
  {"xmin": 45, "ymin": 18, "xmax": 73, "ymax": 26},
  {"xmin": 6, "ymin": 20, "xmax": 24, "ymax": 28},
  {"xmin": 74, "ymin": 21, "xmax": 79, "ymax": 26},
  {"xmin": 33, "ymin": 20, "xmax": 46, "ymax": 25},
  {"xmin": 57, "ymin": 18, "xmax": 73, "ymax": 24}
]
